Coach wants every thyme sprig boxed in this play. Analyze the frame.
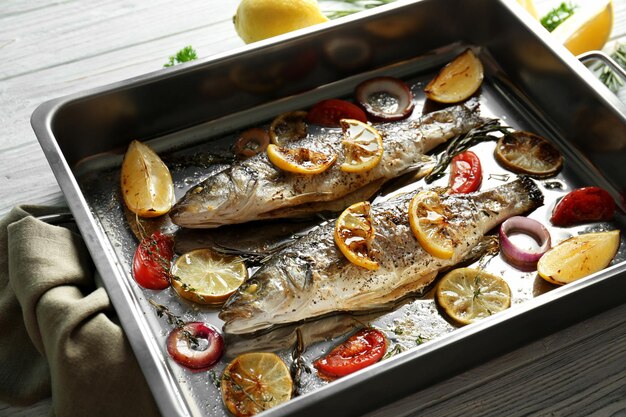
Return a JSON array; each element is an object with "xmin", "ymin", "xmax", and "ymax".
[
  {"xmin": 424, "ymin": 120, "xmax": 512, "ymax": 184},
  {"xmin": 148, "ymin": 299, "xmax": 200, "ymax": 347},
  {"xmin": 223, "ymin": 372, "xmax": 274, "ymax": 409}
]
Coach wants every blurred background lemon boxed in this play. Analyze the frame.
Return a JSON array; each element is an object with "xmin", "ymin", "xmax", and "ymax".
[
  {"xmin": 551, "ymin": 0, "xmax": 613, "ymax": 55},
  {"xmin": 234, "ymin": 0, "xmax": 328, "ymax": 43}
]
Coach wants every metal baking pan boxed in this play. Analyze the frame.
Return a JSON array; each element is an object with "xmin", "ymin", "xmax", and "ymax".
[{"xmin": 31, "ymin": 0, "xmax": 626, "ymax": 416}]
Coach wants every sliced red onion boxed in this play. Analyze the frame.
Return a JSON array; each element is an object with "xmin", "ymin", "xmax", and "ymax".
[
  {"xmin": 499, "ymin": 216, "xmax": 551, "ymax": 270},
  {"xmin": 355, "ymin": 76, "xmax": 415, "ymax": 121},
  {"xmin": 166, "ymin": 322, "xmax": 224, "ymax": 370}
]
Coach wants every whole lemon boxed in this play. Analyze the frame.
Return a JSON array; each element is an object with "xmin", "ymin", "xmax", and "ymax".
[{"xmin": 234, "ymin": 0, "xmax": 329, "ymax": 44}]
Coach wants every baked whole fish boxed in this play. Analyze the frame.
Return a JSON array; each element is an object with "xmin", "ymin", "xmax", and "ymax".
[
  {"xmin": 170, "ymin": 100, "xmax": 487, "ymax": 228},
  {"xmin": 219, "ymin": 177, "xmax": 544, "ymax": 334}
]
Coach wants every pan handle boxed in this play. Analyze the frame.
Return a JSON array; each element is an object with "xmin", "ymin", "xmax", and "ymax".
[{"xmin": 578, "ymin": 50, "xmax": 626, "ymax": 85}]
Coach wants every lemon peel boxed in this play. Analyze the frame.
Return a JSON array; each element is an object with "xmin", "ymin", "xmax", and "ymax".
[{"xmin": 234, "ymin": 0, "xmax": 329, "ymax": 44}]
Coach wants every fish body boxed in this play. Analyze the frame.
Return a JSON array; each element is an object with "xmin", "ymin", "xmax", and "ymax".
[
  {"xmin": 170, "ymin": 100, "xmax": 487, "ymax": 228},
  {"xmin": 219, "ymin": 177, "xmax": 543, "ymax": 334}
]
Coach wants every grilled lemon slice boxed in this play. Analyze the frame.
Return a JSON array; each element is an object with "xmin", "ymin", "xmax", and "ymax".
[
  {"xmin": 494, "ymin": 131, "xmax": 563, "ymax": 178},
  {"xmin": 171, "ymin": 249, "xmax": 247, "ymax": 306},
  {"xmin": 436, "ymin": 267, "xmax": 511, "ymax": 325},
  {"xmin": 267, "ymin": 144, "xmax": 337, "ymax": 174},
  {"xmin": 269, "ymin": 111, "xmax": 308, "ymax": 146},
  {"xmin": 221, "ymin": 352, "xmax": 293, "ymax": 416},
  {"xmin": 334, "ymin": 201, "xmax": 379, "ymax": 270},
  {"xmin": 339, "ymin": 119, "xmax": 384, "ymax": 173},
  {"xmin": 408, "ymin": 190, "xmax": 454, "ymax": 259}
]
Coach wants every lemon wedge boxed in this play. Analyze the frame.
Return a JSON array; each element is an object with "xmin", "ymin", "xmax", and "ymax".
[
  {"xmin": 551, "ymin": 0, "xmax": 613, "ymax": 55},
  {"xmin": 538, "ymin": 230, "xmax": 620, "ymax": 286},
  {"xmin": 221, "ymin": 352, "xmax": 293, "ymax": 416},
  {"xmin": 436, "ymin": 268, "xmax": 512, "ymax": 325},
  {"xmin": 120, "ymin": 140, "xmax": 174, "ymax": 218},
  {"xmin": 234, "ymin": 0, "xmax": 329, "ymax": 44},
  {"xmin": 424, "ymin": 49, "xmax": 484, "ymax": 104}
]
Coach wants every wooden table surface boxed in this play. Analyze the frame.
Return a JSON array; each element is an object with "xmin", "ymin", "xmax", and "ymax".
[{"xmin": 1, "ymin": 1, "xmax": 626, "ymax": 416}]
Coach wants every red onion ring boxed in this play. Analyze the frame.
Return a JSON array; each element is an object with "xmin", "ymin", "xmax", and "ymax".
[
  {"xmin": 499, "ymin": 216, "xmax": 551, "ymax": 270},
  {"xmin": 166, "ymin": 322, "xmax": 224, "ymax": 370},
  {"xmin": 355, "ymin": 76, "xmax": 414, "ymax": 121}
]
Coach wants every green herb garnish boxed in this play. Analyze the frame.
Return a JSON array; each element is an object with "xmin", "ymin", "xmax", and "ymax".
[
  {"xmin": 595, "ymin": 43, "xmax": 626, "ymax": 93},
  {"xmin": 164, "ymin": 45, "xmax": 198, "ymax": 67},
  {"xmin": 540, "ymin": 2, "xmax": 577, "ymax": 32},
  {"xmin": 424, "ymin": 120, "xmax": 512, "ymax": 184},
  {"xmin": 148, "ymin": 299, "xmax": 200, "ymax": 347}
]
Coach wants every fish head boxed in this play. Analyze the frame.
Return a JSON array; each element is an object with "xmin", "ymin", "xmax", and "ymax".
[
  {"xmin": 220, "ymin": 253, "xmax": 314, "ymax": 334},
  {"xmin": 170, "ymin": 166, "xmax": 261, "ymax": 228}
]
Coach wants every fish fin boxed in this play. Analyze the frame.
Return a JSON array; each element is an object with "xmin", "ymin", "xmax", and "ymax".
[
  {"xmin": 346, "ymin": 271, "xmax": 439, "ymax": 311},
  {"xmin": 258, "ymin": 179, "xmax": 386, "ymax": 220}
]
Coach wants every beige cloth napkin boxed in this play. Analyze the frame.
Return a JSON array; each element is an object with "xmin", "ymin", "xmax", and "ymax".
[{"xmin": 0, "ymin": 205, "xmax": 160, "ymax": 417}]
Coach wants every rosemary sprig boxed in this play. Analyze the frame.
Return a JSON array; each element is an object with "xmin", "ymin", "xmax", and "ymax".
[
  {"xmin": 323, "ymin": 0, "xmax": 396, "ymax": 19},
  {"xmin": 595, "ymin": 43, "xmax": 626, "ymax": 93},
  {"xmin": 424, "ymin": 120, "xmax": 512, "ymax": 184},
  {"xmin": 148, "ymin": 299, "xmax": 200, "ymax": 347},
  {"xmin": 540, "ymin": 2, "xmax": 577, "ymax": 32}
]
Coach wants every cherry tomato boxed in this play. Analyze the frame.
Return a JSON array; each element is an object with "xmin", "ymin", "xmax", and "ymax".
[
  {"xmin": 449, "ymin": 150, "xmax": 482, "ymax": 193},
  {"xmin": 306, "ymin": 99, "xmax": 367, "ymax": 127},
  {"xmin": 132, "ymin": 231, "xmax": 175, "ymax": 290},
  {"xmin": 166, "ymin": 322, "xmax": 224, "ymax": 370},
  {"xmin": 313, "ymin": 328, "xmax": 387, "ymax": 378},
  {"xmin": 550, "ymin": 186, "xmax": 616, "ymax": 227}
]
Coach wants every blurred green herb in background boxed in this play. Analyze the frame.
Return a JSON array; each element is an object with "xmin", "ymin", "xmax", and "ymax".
[
  {"xmin": 595, "ymin": 43, "xmax": 626, "ymax": 93},
  {"xmin": 164, "ymin": 45, "xmax": 198, "ymax": 67},
  {"xmin": 540, "ymin": 2, "xmax": 577, "ymax": 32}
]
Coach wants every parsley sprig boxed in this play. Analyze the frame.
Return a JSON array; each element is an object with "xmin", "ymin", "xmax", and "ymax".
[
  {"xmin": 540, "ymin": 2, "xmax": 577, "ymax": 32},
  {"xmin": 164, "ymin": 45, "xmax": 198, "ymax": 67}
]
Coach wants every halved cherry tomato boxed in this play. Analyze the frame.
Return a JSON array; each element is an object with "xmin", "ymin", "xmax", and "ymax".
[
  {"xmin": 307, "ymin": 99, "xmax": 367, "ymax": 127},
  {"xmin": 449, "ymin": 150, "xmax": 482, "ymax": 194},
  {"xmin": 132, "ymin": 231, "xmax": 175, "ymax": 290},
  {"xmin": 314, "ymin": 328, "xmax": 387, "ymax": 378},
  {"xmin": 550, "ymin": 186, "xmax": 616, "ymax": 227}
]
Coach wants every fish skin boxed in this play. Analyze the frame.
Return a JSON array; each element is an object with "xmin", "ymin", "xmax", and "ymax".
[
  {"xmin": 219, "ymin": 177, "xmax": 544, "ymax": 334},
  {"xmin": 170, "ymin": 100, "xmax": 487, "ymax": 228}
]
